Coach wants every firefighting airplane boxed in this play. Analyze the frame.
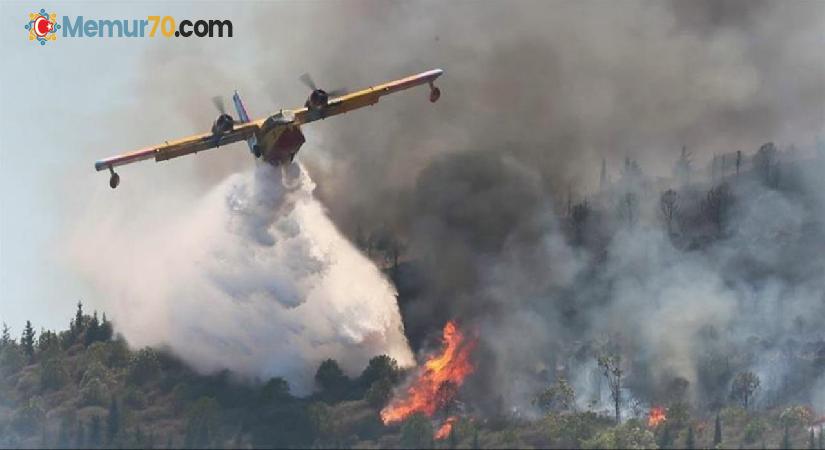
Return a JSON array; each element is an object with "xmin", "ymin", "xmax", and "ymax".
[{"xmin": 94, "ymin": 69, "xmax": 444, "ymax": 188}]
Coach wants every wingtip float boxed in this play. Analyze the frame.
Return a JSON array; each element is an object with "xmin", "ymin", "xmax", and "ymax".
[{"xmin": 94, "ymin": 68, "xmax": 444, "ymax": 189}]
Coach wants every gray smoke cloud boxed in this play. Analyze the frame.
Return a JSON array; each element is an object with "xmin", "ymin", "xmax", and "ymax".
[
  {"xmin": 256, "ymin": 0, "xmax": 824, "ymax": 414},
  {"xmin": 62, "ymin": 0, "xmax": 825, "ymax": 413}
]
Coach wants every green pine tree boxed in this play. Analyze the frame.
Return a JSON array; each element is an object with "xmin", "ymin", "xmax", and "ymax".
[
  {"xmin": 0, "ymin": 322, "xmax": 11, "ymax": 347},
  {"xmin": 21, "ymin": 320, "xmax": 36, "ymax": 359},
  {"xmin": 85, "ymin": 312, "xmax": 100, "ymax": 347},
  {"xmin": 73, "ymin": 301, "xmax": 85, "ymax": 337},
  {"xmin": 714, "ymin": 413, "xmax": 722, "ymax": 447},
  {"xmin": 100, "ymin": 313, "xmax": 114, "ymax": 342}
]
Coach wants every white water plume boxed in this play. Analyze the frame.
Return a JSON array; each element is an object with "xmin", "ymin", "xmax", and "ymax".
[{"xmin": 69, "ymin": 163, "xmax": 413, "ymax": 394}]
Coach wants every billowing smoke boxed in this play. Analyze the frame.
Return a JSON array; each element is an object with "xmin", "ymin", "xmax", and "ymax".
[
  {"xmin": 68, "ymin": 164, "xmax": 413, "ymax": 394},
  {"xmin": 249, "ymin": 0, "xmax": 824, "ymax": 415}
]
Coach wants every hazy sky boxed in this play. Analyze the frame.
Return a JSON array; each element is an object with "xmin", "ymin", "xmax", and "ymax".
[{"xmin": 0, "ymin": 2, "xmax": 255, "ymax": 334}]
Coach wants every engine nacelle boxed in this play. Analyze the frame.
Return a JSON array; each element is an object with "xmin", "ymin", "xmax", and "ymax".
[
  {"xmin": 305, "ymin": 89, "xmax": 329, "ymax": 110},
  {"xmin": 211, "ymin": 113, "xmax": 235, "ymax": 135}
]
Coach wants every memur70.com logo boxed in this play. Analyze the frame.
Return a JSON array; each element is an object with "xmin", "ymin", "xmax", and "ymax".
[
  {"xmin": 25, "ymin": 8, "xmax": 233, "ymax": 46},
  {"xmin": 25, "ymin": 9, "xmax": 60, "ymax": 45}
]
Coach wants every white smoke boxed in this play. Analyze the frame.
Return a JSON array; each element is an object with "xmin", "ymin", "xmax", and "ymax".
[{"xmin": 68, "ymin": 163, "xmax": 413, "ymax": 394}]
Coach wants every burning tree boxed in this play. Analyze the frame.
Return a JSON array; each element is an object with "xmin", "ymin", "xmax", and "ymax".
[
  {"xmin": 729, "ymin": 371, "xmax": 760, "ymax": 410},
  {"xmin": 434, "ymin": 380, "xmax": 459, "ymax": 419},
  {"xmin": 648, "ymin": 406, "xmax": 667, "ymax": 428},
  {"xmin": 433, "ymin": 415, "xmax": 458, "ymax": 441},
  {"xmin": 381, "ymin": 321, "xmax": 476, "ymax": 441},
  {"xmin": 597, "ymin": 349, "xmax": 624, "ymax": 424}
]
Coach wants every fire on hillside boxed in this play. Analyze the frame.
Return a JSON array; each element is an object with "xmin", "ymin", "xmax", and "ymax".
[{"xmin": 381, "ymin": 321, "xmax": 477, "ymax": 439}]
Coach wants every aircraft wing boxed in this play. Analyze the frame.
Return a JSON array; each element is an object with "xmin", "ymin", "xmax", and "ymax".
[
  {"xmin": 93, "ymin": 120, "xmax": 263, "ymax": 172},
  {"xmin": 294, "ymin": 68, "xmax": 444, "ymax": 125}
]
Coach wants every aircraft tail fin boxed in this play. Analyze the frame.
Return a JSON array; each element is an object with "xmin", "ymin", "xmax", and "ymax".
[
  {"xmin": 232, "ymin": 90, "xmax": 251, "ymax": 123},
  {"xmin": 232, "ymin": 91, "xmax": 259, "ymax": 157}
]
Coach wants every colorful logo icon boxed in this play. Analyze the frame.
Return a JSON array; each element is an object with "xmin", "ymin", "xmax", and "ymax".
[{"xmin": 25, "ymin": 9, "xmax": 60, "ymax": 45}]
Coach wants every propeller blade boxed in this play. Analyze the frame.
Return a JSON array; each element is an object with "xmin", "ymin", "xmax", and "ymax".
[
  {"xmin": 211, "ymin": 96, "xmax": 226, "ymax": 115},
  {"xmin": 299, "ymin": 72, "xmax": 317, "ymax": 91}
]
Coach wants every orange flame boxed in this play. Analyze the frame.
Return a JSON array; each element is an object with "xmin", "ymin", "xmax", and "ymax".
[
  {"xmin": 648, "ymin": 406, "xmax": 667, "ymax": 427},
  {"xmin": 434, "ymin": 416, "xmax": 458, "ymax": 440},
  {"xmin": 380, "ymin": 321, "xmax": 476, "ymax": 425}
]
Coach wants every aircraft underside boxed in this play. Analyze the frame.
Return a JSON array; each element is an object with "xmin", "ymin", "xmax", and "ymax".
[{"xmin": 259, "ymin": 125, "xmax": 306, "ymax": 166}]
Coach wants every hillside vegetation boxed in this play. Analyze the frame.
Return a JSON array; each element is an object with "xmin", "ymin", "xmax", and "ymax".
[{"xmin": 1, "ymin": 304, "xmax": 823, "ymax": 449}]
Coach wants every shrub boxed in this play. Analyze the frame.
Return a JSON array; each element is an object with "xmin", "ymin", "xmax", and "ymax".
[
  {"xmin": 39, "ymin": 355, "xmax": 69, "ymax": 391},
  {"xmin": 171, "ymin": 383, "xmax": 192, "ymax": 413},
  {"xmin": 80, "ymin": 360, "xmax": 110, "ymax": 387},
  {"xmin": 365, "ymin": 378, "xmax": 393, "ymax": 409},
  {"xmin": 359, "ymin": 355, "xmax": 400, "ymax": 388},
  {"xmin": 123, "ymin": 385, "xmax": 147, "ymax": 410},
  {"xmin": 80, "ymin": 377, "xmax": 109, "ymax": 407},
  {"xmin": 84, "ymin": 339, "xmax": 129, "ymax": 370},
  {"xmin": 743, "ymin": 418, "xmax": 767, "ymax": 444},
  {"xmin": 184, "ymin": 397, "xmax": 220, "ymax": 448},
  {"xmin": 545, "ymin": 411, "xmax": 605, "ymax": 448},
  {"xmin": 0, "ymin": 346, "xmax": 25, "ymax": 376},
  {"xmin": 400, "ymin": 412, "xmax": 434, "ymax": 449},
  {"xmin": 127, "ymin": 348, "xmax": 161, "ymax": 385},
  {"xmin": 720, "ymin": 405, "xmax": 748, "ymax": 425},
  {"xmin": 83, "ymin": 342, "xmax": 110, "ymax": 367},
  {"xmin": 666, "ymin": 402, "xmax": 690, "ymax": 429},
  {"xmin": 11, "ymin": 397, "xmax": 45, "ymax": 434},
  {"xmin": 780, "ymin": 405, "xmax": 813, "ymax": 428},
  {"xmin": 581, "ymin": 420, "xmax": 657, "ymax": 449},
  {"xmin": 533, "ymin": 378, "xmax": 575, "ymax": 414},
  {"xmin": 314, "ymin": 359, "xmax": 350, "ymax": 401},
  {"xmin": 307, "ymin": 402, "xmax": 335, "ymax": 443},
  {"xmin": 261, "ymin": 377, "xmax": 291, "ymax": 404}
]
